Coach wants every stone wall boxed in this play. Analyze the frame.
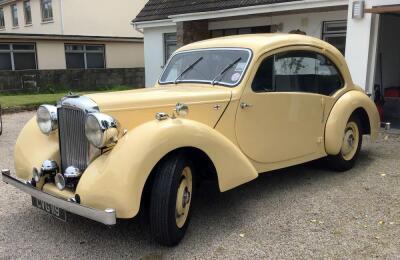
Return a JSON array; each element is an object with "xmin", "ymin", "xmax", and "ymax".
[
  {"xmin": 0, "ymin": 68, "xmax": 145, "ymax": 93},
  {"xmin": 176, "ymin": 20, "xmax": 209, "ymax": 48}
]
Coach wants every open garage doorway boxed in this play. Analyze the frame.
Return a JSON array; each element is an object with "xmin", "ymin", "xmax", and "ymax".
[{"xmin": 371, "ymin": 6, "xmax": 400, "ymax": 129}]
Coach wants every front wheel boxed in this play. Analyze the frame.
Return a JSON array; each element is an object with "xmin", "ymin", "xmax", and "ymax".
[
  {"xmin": 149, "ymin": 152, "xmax": 195, "ymax": 246},
  {"xmin": 327, "ymin": 115, "xmax": 363, "ymax": 171}
]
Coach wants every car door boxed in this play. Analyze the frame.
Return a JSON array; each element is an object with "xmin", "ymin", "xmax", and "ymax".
[{"xmin": 235, "ymin": 49, "xmax": 330, "ymax": 164}]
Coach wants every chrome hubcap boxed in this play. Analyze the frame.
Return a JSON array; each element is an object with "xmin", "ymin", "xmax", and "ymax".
[{"xmin": 175, "ymin": 167, "xmax": 192, "ymax": 228}]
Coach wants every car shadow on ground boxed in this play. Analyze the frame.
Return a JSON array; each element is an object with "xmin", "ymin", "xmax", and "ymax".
[{"xmin": 2, "ymin": 149, "xmax": 375, "ymax": 255}]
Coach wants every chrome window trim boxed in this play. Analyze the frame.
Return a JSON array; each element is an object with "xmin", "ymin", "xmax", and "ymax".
[{"xmin": 158, "ymin": 47, "xmax": 253, "ymax": 87}]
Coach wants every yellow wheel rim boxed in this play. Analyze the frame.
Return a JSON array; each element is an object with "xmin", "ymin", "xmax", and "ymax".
[
  {"xmin": 175, "ymin": 166, "xmax": 193, "ymax": 228},
  {"xmin": 341, "ymin": 121, "xmax": 359, "ymax": 161}
]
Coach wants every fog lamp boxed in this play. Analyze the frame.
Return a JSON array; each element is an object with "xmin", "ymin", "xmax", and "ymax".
[
  {"xmin": 55, "ymin": 173, "xmax": 66, "ymax": 191},
  {"xmin": 32, "ymin": 168, "xmax": 41, "ymax": 183}
]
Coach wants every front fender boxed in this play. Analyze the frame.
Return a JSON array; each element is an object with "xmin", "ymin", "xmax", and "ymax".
[
  {"xmin": 325, "ymin": 90, "xmax": 380, "ymax": 155},
  {"xmin": 77, "ymin": 118, "xmax": 258, "ymax": 218},
  {"xmin": 14, "ymin": 117, "xmax": 60, "ymax": 180}
]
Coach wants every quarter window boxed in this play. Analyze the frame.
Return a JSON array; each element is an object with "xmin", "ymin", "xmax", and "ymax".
[
  {"xmin": 0, "ymin": 43, "xmax": 37, "ymax": 71},
  {"xmin": 0, "ymin": 8, "xmax": 5, "ymax": 29},
  {"xmin": 11, "ymin": 4, "xmax": 18, "ymax": 27},
  {"xmin": 24, "ymin": 0, "xmax": 32, "ymax": 25},
  {"xmin": 252, "ymin": 51, "xmax": 343, "ymax": 95},
  {"xmin": 65, "ymin": 44, "xmax": 105, "ymax": 69},
  {"xmin": 41, "ymin": 0, "xmax": 53, "ymax": 22}
]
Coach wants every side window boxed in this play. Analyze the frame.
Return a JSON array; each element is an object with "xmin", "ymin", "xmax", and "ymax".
[
  {"xmin": 251, "ymin": 56, "xmax": 274, "ymax": 92},
  {"xmin": 252, "ymin": 50, "xmax": 343, "ymax": 95}
]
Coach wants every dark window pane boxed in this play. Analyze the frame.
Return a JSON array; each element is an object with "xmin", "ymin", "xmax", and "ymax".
[
  {"xmin": 238, "ymin": 28, "xmax": 251, "ymax": 34},
  {"xmin": 65, "ymin": 44, "xmax": 84, "ymax": 51},
  {"xmin": 14, "ymin": 53, "xmax": 36, "ymax": 70},
  {"xmin": 252, "ymin": 56, "xmax": 274, "ymax": 92},
  {"xmin": 211, "ymin": 30, "xmax": 223, "ymax": 38},
  {"xmin": 11, "ymin": 4, "xmax": 18, "ymax": 27},
  {"xmin": 13, "ymin": 44, "xmax": 35, "ymax": 50},
  {"xmin": 0, "ymin": 8, "xmax": 5, "ymax": 28},
  {"xmin": 66, "ymin": 53, "xmax": 85, "ymax": 69},
  {"xmin": 0, "ymin": 53, "xmax": 12, "ymax": 70},
  {"xmin": 86, "ymin": 45, "xmax": 104, "ymax": 51},
  {"xmin": 224, "ymin": 29, "xmax": 237, "ymax": 36},
  {"xmin": 324, "ymin": 35, "xmax": 346, "ymax": 55},
  {"xmin": 87, "ymin": 53, "xmax": 105, "ymax": 68},
  {"xmin": 315, "ymin": 53, "xmax": 343, "ymax": 95},
  {"xmin": 24, "ymin": 1, "xmax": 32, "ymax": 24},
  {"xmin": 251, "ymin": 26, "xmax": 271, "ymax": 33},
  {"xmin": 0, "ymin": 44, "xmax": 10, "ymax": 50}
]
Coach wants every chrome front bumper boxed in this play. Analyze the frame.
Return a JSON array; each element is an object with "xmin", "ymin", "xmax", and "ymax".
[{"xmin": 1, "ymin": 170, "xmax": 116, "ymax": 225}]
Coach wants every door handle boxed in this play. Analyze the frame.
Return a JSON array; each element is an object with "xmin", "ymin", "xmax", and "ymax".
[{"xmin": 240, "ymin": 102, "xmax": 253, "ymax": 109}]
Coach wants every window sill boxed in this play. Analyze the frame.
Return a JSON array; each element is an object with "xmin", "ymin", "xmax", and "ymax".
[
  {"xmin": 24, "ymin": 24, "xmax": 33, "ymax": 27},
  {"xmin": 0, "ymin": 28, "xmax": 5, "ymax": 31},
  {"xmin": 12, "ymin": 26, "xmax": 19, "ymax": 29},
  {"xmin": 41, "ymin": 20, "xmax": 54, "ymax": 24}
]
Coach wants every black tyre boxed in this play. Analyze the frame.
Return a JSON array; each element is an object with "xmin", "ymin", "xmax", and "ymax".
[
  {"xmin": 327, "ymin": 115, "xmax": 363, "ymax": 171},
  {"xmin": 149, "ymin": 152, "xmax": 195, "ymax": 246}
]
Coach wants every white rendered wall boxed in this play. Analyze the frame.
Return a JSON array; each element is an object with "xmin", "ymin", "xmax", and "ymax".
[
  {"xmin": 143, "ymin": 26, "xmax": 176, "ymax": 87},
  {"xmin": 208, "ymin": 10, "xmax": 348, "ymax": 38},
  {"xmin": 345, "ymin": 0, "xmax": 400, "ymax": 92}
]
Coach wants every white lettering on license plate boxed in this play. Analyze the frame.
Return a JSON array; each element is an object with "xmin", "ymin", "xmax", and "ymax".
[{"xmin": 32, "ymin": 197, "xmax": 66, "ymax": 221}]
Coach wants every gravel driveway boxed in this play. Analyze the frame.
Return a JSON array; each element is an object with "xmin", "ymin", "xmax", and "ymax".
[{"xmin": 0, "ymin": 112, "xmax": 399, "ymax": 259}]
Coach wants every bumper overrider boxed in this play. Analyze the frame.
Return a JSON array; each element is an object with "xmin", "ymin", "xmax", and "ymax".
[{"xmin": 1, "ymin": 169, "xmax": 116, "ymax": 225}]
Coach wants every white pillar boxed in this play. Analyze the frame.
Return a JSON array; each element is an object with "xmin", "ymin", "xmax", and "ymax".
[{"xmin": 345, "ymin": 0, "xmax": 374, "ymax": 91}]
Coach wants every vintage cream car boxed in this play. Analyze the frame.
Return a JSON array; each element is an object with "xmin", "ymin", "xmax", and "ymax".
[{"xmin": 2, "ymin": 34, "xmax": 379, "ymax": 246}]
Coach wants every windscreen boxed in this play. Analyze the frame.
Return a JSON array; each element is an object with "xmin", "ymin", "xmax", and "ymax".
[{"xmin": 159, "ymin": 48, "xmax": 252, "ymax": 87}]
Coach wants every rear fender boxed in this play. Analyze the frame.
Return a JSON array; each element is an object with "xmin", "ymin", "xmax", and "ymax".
[{"xmin": 325, "ymin": 90, "xmax": 380, "ymax": 155}]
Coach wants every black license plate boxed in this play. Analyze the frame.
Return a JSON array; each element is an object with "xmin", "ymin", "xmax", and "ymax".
[{"xmin": 32, "ymin": 197, "xmax": 67, "ymax": 222}]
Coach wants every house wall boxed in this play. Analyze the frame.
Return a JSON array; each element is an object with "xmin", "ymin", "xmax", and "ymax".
[
  {"xmin": 62, "ymin": 0, "xmax": 146, "ymax": 38},
  {"xmin": 0, "ymin": 0, "xmax": 63, "ymax": 34},
  {"xmin": 106, "ymin": 41, "xmax": 144, "ymax": 69},
  {"xmin": 208, "ymin": 10, "xmax": 348, "ymax": 38},
  {"xmin": 143, "ymin": 25, "xmax": 176, "ymax": 87},
  {"xmin": 0, "ymin": 0, "xmax": 147, "ymax": 37}
]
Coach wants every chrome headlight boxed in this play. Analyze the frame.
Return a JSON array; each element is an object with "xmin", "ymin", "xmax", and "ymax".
[
  {"xmin": 84, "ymin": 113, "xmax": 120, "ymax": 149},
  {"xmin": 36, "ymin": 105, "xmax": 58, "ymax": 135}
]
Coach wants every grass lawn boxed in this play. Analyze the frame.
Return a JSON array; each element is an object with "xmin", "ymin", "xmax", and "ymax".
[{"xmin": 0, "ymin": 87, "xmax": 132, "ymax": 110}]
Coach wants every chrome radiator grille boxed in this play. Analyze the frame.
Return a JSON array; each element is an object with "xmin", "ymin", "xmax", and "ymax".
[{"xmin": 58, "ymin": 107, "xmax": 90, "ymax": 172}]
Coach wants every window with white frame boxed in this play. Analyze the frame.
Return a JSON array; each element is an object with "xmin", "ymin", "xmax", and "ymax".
[
  {"xmin": 24, "ymin": 0, "xmax": 32, "ymax": 25},
  {"xmin": 322, "ymin": 20, "xmax": 347, "ymax": 55},
  {"xmin": 0, "ymin": 8, "xmax": 5, "ymax": 29},
  {"xmin": 65, "ymin": 44, "xmax": 105, "ymax": 69},
  {"xmin": 41, "ymin": 0, "xmax": 53, "ymax": 22},
  {"xmin": 11, "ymin": 4, "xmax": 18, "ymax": 27},
  {"xmin": 164, "ymin": 33, "xmax": 177, "ymax": 64},
  {"xmin": 0, "ymin": 43, "xmax": 37, "ymax": 71}
]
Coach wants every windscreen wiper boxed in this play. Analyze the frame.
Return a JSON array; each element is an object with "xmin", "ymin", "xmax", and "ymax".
[
  {"xmin": 174, "ymin": 57, "xmax": 204, "ymax": 84},
  {"xmin": 211, "ymin": 57, "xmax": 242, "ymax": 85}
]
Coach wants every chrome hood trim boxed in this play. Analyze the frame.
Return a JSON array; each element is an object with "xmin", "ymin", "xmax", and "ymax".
[{"xmin": 58, "ymin": 95, "xmax": 99, "ymax": 113}]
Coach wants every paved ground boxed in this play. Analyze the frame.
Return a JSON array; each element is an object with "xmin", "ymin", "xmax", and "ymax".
[{"xmin": 0, "ymin": 111, "xmax": 399, "ymax": 259}]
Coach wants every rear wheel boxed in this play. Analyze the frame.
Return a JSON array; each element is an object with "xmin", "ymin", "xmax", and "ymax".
[
  {"xmin": 149, "ymin": 152, "xmax": 195, "ymax": 246},
  {"xmin": 327, "ymin": 115, "xmax": 363, "ymax": 171}
]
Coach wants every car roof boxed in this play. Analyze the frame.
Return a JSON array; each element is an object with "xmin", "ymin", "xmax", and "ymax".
[{"xmin": 178, "ymin": 33, "xmax": 341, "ymax": 58}]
